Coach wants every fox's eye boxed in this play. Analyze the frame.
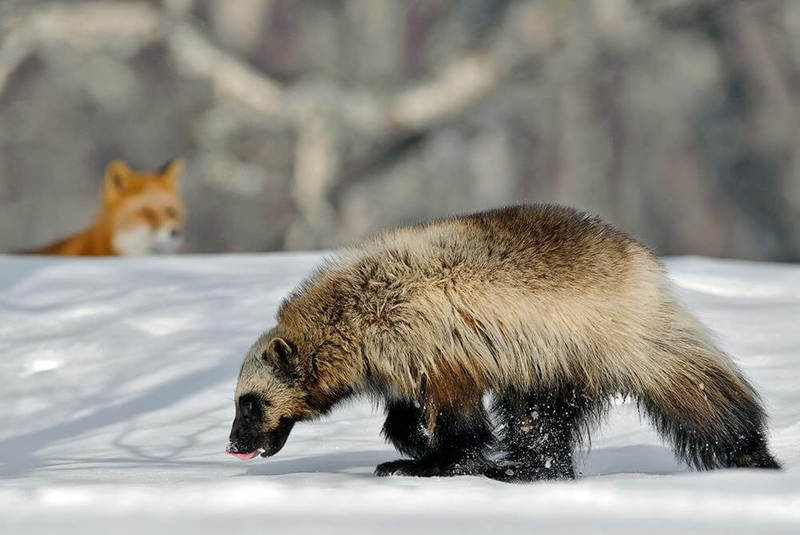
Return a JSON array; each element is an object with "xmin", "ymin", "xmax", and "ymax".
[
  {"xmin": 139, "ymin": 207, "xmax": 157, "ymax": 224},
  {"xmin": 165, "ymin": 206, "xmax": 177, "ymax": 219}
]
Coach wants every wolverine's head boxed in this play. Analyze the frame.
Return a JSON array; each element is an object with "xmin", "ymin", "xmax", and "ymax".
[{"xmin": 227, "ymin": 329, "xmax": 317, "ymax": 460}]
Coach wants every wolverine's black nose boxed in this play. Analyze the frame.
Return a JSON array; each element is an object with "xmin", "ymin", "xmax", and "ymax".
[{"xmin": 229, "ymin": 417, "xmax": 249, "ymax": 443}]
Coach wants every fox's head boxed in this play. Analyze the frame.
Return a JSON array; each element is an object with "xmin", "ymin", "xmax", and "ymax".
[{"xmin": 102, "ymin": 159, "xmax": 186, "ymax": 255}]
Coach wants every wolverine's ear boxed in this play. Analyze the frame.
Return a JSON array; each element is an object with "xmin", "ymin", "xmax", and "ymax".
[
  {"xmin": 159, "ymin": 159, "xmax": 183, "ymax": 191},
  {"xmin": 104, "ymin": 160, "xmax": 132, "ymax": 200},
  {"xmin": 262, "ymin": 337, "xmax": 300, "ymax": 381}
]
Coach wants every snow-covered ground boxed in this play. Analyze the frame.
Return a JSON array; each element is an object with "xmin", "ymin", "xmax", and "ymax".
[{"xmin": 0, "ymin": 253, "xmax": 798, "ymax": 534}]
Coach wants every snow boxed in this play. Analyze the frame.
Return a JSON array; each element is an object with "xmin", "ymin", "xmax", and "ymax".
[{"xmin": 0, "ymin": 253, "xmax": 798, "ymax": 534}]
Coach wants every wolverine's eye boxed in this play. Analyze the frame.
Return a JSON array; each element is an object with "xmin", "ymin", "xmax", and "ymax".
[
  {"xmin": 239, "ymin": 394, "xmax": 270, "ymax": 420},
  {"xmin": 239, "ymin": 394, "xmax": 259, "ymax": 419}
]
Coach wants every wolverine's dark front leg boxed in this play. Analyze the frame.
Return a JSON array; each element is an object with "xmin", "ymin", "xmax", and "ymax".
[
  {"xmin": 380, "ymin": 399, "xmax": 431, "ymax": 459},
  {"xmin": 376, "ymin": 400, "xmax": 495, "ymax": 478}
]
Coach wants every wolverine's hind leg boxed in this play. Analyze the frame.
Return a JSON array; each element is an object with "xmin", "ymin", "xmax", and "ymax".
[
  {"xmin": 376, "ymin": 399, "xmax": 494, "ymax": 477},
  {"xmin": 488, "ymin": 385, "xmax": 602, "ymax": 482},
  {"xmin": 637, "ymin": 312, "xmax": 780, "ymax": 471},
  {"xmin": 638, "ymin": 372, "xmax": 781, "ymax": 471}
]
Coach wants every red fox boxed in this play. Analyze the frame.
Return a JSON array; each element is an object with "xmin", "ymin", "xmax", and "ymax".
[{"xmin": 29, "ymin": 160, "xmax": 185, "ymax": 256}]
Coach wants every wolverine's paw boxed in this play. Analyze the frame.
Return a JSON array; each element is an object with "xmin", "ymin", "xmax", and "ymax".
[
  {"xmin": 485, "ymin": 459, "xmax": 575, "ymax": 482},
  {"xmin": 375, "ymin": 459, "xmax": 417, "ymax": 477},
  {"xmin": 485, "ymin": 460, "xmax": 533, "ymax": 482},
  {"xmin": 375, "ymin": 456, "xmax": 493, "ymax": 478}
]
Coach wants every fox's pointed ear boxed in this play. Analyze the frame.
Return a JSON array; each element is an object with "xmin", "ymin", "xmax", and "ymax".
[
  {"xmin": 159, "ymin": 159, "xmax": 183, "ymax": 191},
  {"xmin": 261, "ymin": 337, "xmax": 300, "ymax": 382},
  {"xmin": 104, "ymin": 160, "xmax": 132, "ymax": 200}
]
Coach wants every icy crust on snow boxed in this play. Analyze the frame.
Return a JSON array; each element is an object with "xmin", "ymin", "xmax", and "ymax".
[{"xmin": 0, "ymin": 254, "xmax": 798, "ymax": 534}]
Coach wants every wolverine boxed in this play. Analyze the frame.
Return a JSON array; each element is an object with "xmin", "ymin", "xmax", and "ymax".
[{"xmin": 227, "ymin": 204, "xmax": 780, "ymax": 481}]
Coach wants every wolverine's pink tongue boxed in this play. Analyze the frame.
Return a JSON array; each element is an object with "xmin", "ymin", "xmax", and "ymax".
[
  {"xmin": 228, "ymin": 450, "xmax": 260, "ymax": 460},
  {"xmin": 226, "ymin": 447, "xmax": 264, "ymax": 460}
]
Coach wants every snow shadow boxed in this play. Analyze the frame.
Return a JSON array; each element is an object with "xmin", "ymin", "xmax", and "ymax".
[
  {"xmin": 240, "ymin": 444, "xmax": 689, "ymax": 478},
  {"xmin": 243, "ymin": 450, "xmax": 396, "ymax": 476},
  {"xmin": 578, "ymin": 444, "xmax": 690, "ymax": 477},
  {"xmin": 0, "ymin": 360, "xmax": 232, "ymax": 478}
]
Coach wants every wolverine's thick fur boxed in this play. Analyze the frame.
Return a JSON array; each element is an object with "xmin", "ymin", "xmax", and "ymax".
[{"xmin": 229, "ymin": 204, "xmax": 779, "ymax": 479}]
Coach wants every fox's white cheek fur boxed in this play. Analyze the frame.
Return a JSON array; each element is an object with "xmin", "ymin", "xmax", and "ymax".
[
  {"xmin": 112, "ymin": 225, "xmax": 154, "ymax": 256},
  {"xmin": 151, "ymin": 227, "xmax": 183, "ymax": 254}
]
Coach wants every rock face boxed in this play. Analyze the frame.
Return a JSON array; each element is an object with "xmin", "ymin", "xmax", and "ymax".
[{"xmin": 1, "ymin": 0, "xmax": 799, "ymax": 259}]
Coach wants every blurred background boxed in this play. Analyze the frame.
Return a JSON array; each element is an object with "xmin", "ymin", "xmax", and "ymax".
[{"xmin": 1, "ymin": 0, "xmax": 799, "ymax": 260}]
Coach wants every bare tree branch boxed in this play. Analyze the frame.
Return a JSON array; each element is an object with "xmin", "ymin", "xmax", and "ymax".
[
  {"xmin": 389, "ymin": 53, "xmax": 499, "ymax": 131},
  {"xmin": 0, "ymin": 2, "xmax": 160, "ymax": 93},
  {"xmin": 166, "ymin": 22, "xmax": 286, "ymax": 122}
]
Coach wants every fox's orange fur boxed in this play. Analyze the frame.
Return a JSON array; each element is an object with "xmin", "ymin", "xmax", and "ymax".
[{"xmin": 30, "ymin": 160, "xmax": 185, "ymax": 256}]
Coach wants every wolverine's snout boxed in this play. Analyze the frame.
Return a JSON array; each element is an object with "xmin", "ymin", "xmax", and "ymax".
[
  {"xmin": 227, "ymin": 393, "xmax": 296, "ymax": 460},
  {"xmin": 226, "ymin": 419, "xmax": 295, "ymax": 459}
]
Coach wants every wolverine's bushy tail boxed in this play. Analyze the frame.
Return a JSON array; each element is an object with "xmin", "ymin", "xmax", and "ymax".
[{"xmin": 635, "ymin": 299, "xmax": 780, "ymax": 471}]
